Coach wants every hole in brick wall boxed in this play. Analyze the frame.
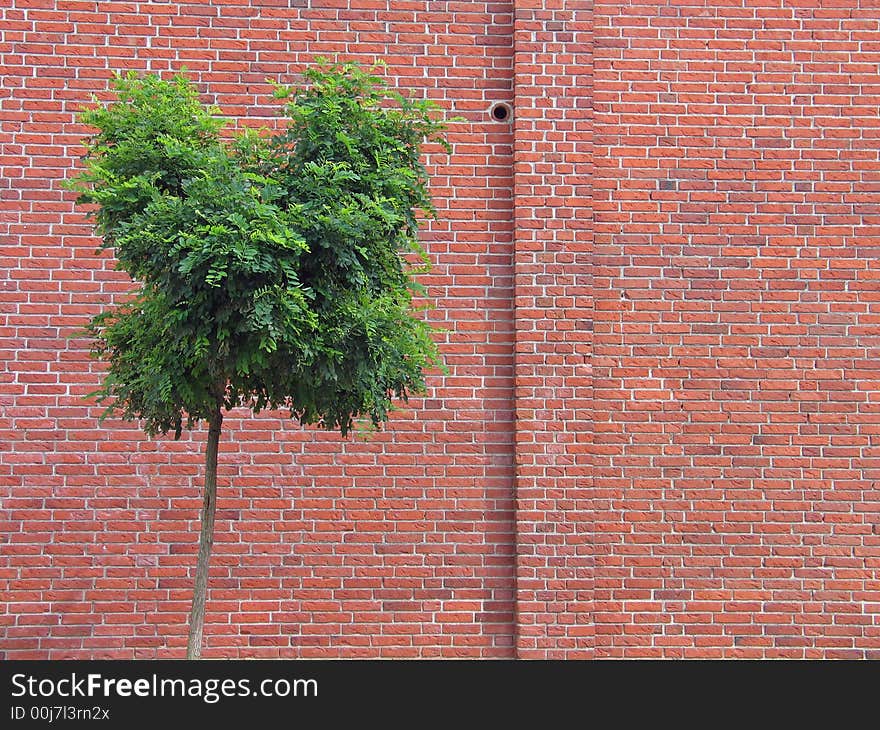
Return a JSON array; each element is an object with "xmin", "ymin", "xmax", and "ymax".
[{"xmin": 489, "ymin": 102, "xmax": 512, "ymax": 122}]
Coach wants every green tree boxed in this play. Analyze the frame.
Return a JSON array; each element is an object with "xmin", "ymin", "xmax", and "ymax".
[{"xmin": 69, "ymin": 62, "xmax": 447, "ymax": 659}]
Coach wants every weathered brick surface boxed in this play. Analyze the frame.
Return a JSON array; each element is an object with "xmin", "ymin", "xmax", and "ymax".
[
  {"xmin": 592, "ymin": 0, "xmax": 880, "ymax": 658},
  {"xmin": 1, "ymin": 1, "xmax": 879, "ymax": 659}
]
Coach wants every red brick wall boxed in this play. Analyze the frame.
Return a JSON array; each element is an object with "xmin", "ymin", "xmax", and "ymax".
[
  {"xmin": 1, "ymin": 0, "xmax": 878, "ymax": 659},
  {"xmin": 1, "ymin": 0, "xmax": 518, "ymax": 659},
  {"xmin": 592, "ymin": 0, "xmax": 880, "ymax": 658}
]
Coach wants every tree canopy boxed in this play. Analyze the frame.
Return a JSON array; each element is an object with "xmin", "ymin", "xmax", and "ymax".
[{"xmin": 72, "ymin": 62, "xmax": 446, "ymax": 438}]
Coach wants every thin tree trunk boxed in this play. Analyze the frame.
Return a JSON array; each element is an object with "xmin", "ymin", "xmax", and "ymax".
[{"xmin": 186, "ymin": 404, "xmax": 223, "ymax": 660}]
